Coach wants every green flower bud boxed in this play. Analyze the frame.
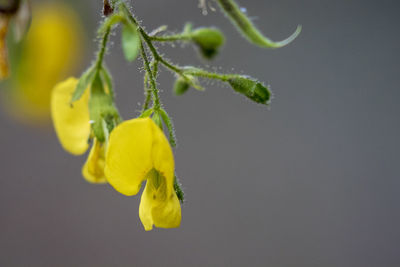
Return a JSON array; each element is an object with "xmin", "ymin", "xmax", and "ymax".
[
  {"xmin": 228, "ymin": 76, "xmax": 271, "ymax": 104},
  {"xmin": 89, "ymin": 75, "xmax": 119, "ymax": 141},
  {"xmin": 173, "ymin": 77, "xmax": 190, "ymax": 96},
  {"xmin": 173, "ymin": 74, "xmax": 204, "ymax": 95},
  {"xmin": 191, "ymin": 27, "xmax": 225, "ymax": 59}
]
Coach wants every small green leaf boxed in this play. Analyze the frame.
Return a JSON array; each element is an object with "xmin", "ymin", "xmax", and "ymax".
[
  {"xmin": 160, "ymin": 108, "xmax": 177, "ymax": 147},
  {"xmin": 216, "ymin": 0, "xmax": 301, "ymax": 48},
  {"xmin": 139, "ymin": 108, "xmax": 154, "ymax": 118},
  {"xmin": 149, "ymin": 25, "xmax": 168, "ymax": 36},
  {"xmin": 183, "ymin": 23, "xmax": 193, "ymax": 35},
  {"xmin": 228, "ymin": 76, "xmax": 271, "ymax": 104},
  {"xmin": 71, "ymin": 67, "xmax": 96, "ymax": 103},
  {"xmin": 186, "ymin": 75, "xmax": 205, "ymax": 91},
  {"xmin": 122, "ymin": 23, "xmax": 140, "ymax": 62},
  {"xmin": 100, "ymin": 66, "xmax": 114, "ymax": 99},
  {"xmin": 179, "ymin": 69, "xmax": 206, "ymax": 91},
  {"xmin": 173, "ymin": 74, "xmax": 204, "ymax": 95},
  {"xmin": 174, "ymin": 175, "xmax": 184, "ymax": 203},
  {"xmin": 152, "ymin": 113, "xmax": 163, "ymax": 130},
  {"xmin": 98, "ymin": 13, "xmax": 123, "ymax": 35}
]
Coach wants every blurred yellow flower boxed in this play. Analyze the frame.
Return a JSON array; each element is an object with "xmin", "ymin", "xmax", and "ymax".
[
  {"xmin": 3, "ymin": 2, "xmax": 84, "ymax": 124},
  {"xmin": 51, "ymin": 77, "xmax": 106, "ymax": 184},
  {"xmin": 105, "ymin": 118, "xmax": 181, "ymax": 231}
]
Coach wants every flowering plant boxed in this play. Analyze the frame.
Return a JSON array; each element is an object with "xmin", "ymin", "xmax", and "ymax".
[{"xmin": 0, "ymin": 0, "xmax": 300, "ymax": 230}]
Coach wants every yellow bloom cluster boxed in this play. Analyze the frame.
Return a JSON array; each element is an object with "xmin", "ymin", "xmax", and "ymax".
[
  {"xmin": 51, "ymin": 78, "xmax": 181, "ymax": 231},
  {"xmin": 3, "ymin": 3, "xmax": 83, "ymax": 124},
  {"xmin": 51, "ymin": 77, "xmax": 105, "ymax": 183}
]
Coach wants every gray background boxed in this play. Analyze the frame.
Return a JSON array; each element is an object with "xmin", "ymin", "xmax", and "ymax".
[{"xmin": 1, "ymin": 0, "xmax": 400, "ymax": 266}]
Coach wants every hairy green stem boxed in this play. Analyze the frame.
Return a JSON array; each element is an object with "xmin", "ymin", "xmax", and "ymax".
[
  {"xmin": 149, "ymin": 33, "xmax": 191, "ymax": 42},
  {"xmin": 142, "ymin": 60, "xmax": 159, "ymax": 112},
  {"xmin": 151, "ymin": 60, "xmax": 159, "ymax": 78},
  {"xmin": 140, "ymin": 41, "xmax": 161, "ymax": 110},
  {"xmin": 142, "ymin": 73, "xmax": 151, "ymax": 112},
  {"xmin": 95, "ymin": 28, "xmax": 111, "ymax": 71},
  {"xmin": 182, "ymin": 67, "xmax": 231, "ymax": 82},
  {"xmin": 120, "ymin": 3, "xmax": 187, "ymax": 78}
]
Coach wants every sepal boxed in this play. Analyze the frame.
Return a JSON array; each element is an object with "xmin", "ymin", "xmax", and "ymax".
[
  {"xmin": 228, "ymin": 76, "xmax": 271, "ymax": 104},
  {"xmin": 89, "ymin": 75, "xmax": 119, "ymax": 142},
  {"xmin": 71, "ymin": 66, "xmax": 96, "ymax": 103},
  {"xmin": 151, "ymin": 112, "xmax": 163, "ymax": 130}
]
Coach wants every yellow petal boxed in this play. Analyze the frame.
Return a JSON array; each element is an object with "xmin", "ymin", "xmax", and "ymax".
[
  {"xmin": 150, "ymin": 118, "xmax": 175, "ymax": 193},
  {"xmin": 82, "ymin": 139, "xmax": 107, "ymax": 184},
  {"xmin": 51, "ymin": 77, "xmax": 90, "ymax": 155},
  {"xmin": 139, "ymin": 170, "xmax": 181, "ymax": 231},
  {"xmin": 105, "ymin": 118, "xmax": 154, "ymax": 196},
  {"xmin": 105, "ymin": 118, "xmax": 175, "ymax": 195}
]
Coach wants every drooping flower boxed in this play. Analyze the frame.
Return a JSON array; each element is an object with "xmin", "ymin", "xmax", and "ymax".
[
  {"xmin": 105, "ymin": 117, "xmax": 181, "ymax": 231},
  {"xmin": 82, "ymin": 138, "xmax": 107, "ymax": 184},
  {"xmin": 3, "ymin": 3, "xmax": 84, "ymax": 124},
  {"xmin": 51, "ymin": 77, "xmax": 106, "ymax": 184},
  {"xmin": 51, "ymin": 77, "xmax": 90, "ymax": 155}
]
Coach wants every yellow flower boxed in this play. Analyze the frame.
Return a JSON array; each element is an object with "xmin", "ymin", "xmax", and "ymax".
[
  {"xmin": 51, "ymin": 77, "xmax": 106, "ymax": 184},
  {"xmin": 105, "ymin": 118, "xmax": 181, "ymax": 231},
  {"xmin": 51, "ymin": 77, "xmax": 90, "ymax": 155},
  {"xmin": 3, "ymin": 3, "xmax": 83, "ymax": 124},
  {"xmin": 82, "ymin": 138, "xmax": 107, "ymax": 184}
]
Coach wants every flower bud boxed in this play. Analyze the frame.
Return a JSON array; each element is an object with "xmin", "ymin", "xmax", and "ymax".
[
  {"xmin": 191, "ymin": 27, "xmax": 225, "ymax": 59},
  {"xmin": 173, "ymin": 76, "xmax": 190, "ymax": 96},
  {"xmin": 228, "ymin": 76, "xmax": 271, "ymax": 104},
  {"xmin": 89, "ymin": 75, "xmax": 119, "ymax": 142}
]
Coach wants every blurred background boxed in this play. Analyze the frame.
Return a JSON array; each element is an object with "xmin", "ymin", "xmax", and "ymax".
[{"xmin": 1, "ymin": 0, "xmax": 399, "ymax": 266}]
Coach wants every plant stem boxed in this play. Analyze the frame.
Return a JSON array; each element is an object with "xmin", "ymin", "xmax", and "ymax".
[
  {"xmin": 142, "ymin": 73, "xmax": 151, "ymax": 112},
  {"xmin": 140, "ymin": 41, "xmax": 161, "ymax": 110},
  {"xmin": 142, "ymin": 60, "xmax": 159, "ymax": 112},
  {"xmin": 120, "ymin": 3, "xmax": 187, "ymax": 77},
  {"xmin": 95, "ymin": 27, "xmax": 111, "ymax": 71},
  {"xmin": 151, "ymin": 60, "xmax": 159, "ymax": 78},
  {"xmin": 182, "ymin": 67, "xmax": 232, "ymax": 82},
  {"xmin": 149, "ymin": 34, "xmax": 191, "ymax": 42}
]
